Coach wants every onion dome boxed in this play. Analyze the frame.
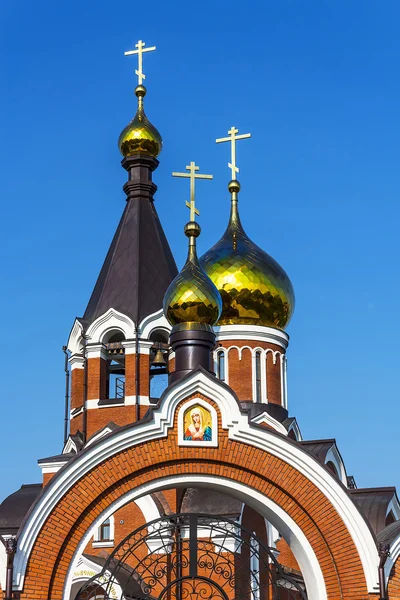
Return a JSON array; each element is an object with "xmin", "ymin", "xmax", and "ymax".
[
  {"xmin": 200, "ymin": 180, "xmax": 295, "ymax": 329},
  {"xmin": 164, "ymin": 222, "xmax": 222, "ymax": 326},
  {"xmin": 118, "ymin": 85, "xmax": 162, "ymax": 157}
]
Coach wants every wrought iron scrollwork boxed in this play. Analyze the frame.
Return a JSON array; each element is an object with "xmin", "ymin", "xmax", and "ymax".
[{"xmin": 77, "ymin": 513, "xmax": 306, "ymax": 600}]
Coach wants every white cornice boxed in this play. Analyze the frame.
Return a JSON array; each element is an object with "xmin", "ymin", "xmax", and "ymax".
[
  {"xmin": 38, "ymin": 459, "xmax": 70, "ymax": 475},
  {"xmin": 69, "ymin": 354, "xmax": 84, "ymax": 370},
  {"xmin": 214, "ymin": 324, "xmax": 289, "ymax": 350},
  {"xmin": 16, "ymin": 371, "xmax": 378, "ymax": 594},
  {"xmin": 85, "ymin": 343, "xmax": 107, "ymax": 360}
]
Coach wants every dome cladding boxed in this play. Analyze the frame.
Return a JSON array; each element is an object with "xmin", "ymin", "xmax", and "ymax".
[
  {"xmin": 200, "ymin": 198, "xmax": 294, "ymax": 330},
  {"xmin": 163, "ymin": 222, "xmax": 222, "ymax": 327}
]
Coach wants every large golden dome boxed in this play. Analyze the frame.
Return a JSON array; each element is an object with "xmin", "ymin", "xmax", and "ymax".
[
  {"xmin": 118, "ymin": 85, "xmax": 162, "ymax": 157},
  {"xmin": 200, "ymin": 181, "xmax": 294, "ymax": 329},
  {"xmin": 164, "ymin": 222, "xmax": 222, "ymax": 327}
]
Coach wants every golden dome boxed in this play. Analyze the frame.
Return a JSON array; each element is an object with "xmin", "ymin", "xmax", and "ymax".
[
  {"xmin": 164, "ymin": 222, "xmax": 222, "ymax": 327},
  {"xmin": 118, "ymin": 85, "xmax": 162, "ymax": 157},
  {"xmin": 200, "ymin": 181, "xmax": 295, "ymax": 329}
]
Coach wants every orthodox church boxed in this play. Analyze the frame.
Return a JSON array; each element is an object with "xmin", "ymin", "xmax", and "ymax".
[{"xmin": 1, "ymin": 40, "xmax": 400, "ymax": 600}]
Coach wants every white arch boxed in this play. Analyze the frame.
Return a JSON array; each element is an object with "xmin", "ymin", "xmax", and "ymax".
[
  {"xmin": 67, "ymin": 319, "xmax": 84, "ymax": 355},
  {"xmin": 86, "ymin": 308, "xmax": 136, "ymax": 344},
  {"xmin": 139, "ymin": 309, "xmax": 171, "ymax": 339},
  {"xmin": 15, "ymin": 370, "xmax": 379, "ymax": 594},
  {"xmin": 134, "ymin": 494, "xmax": 162, "ymax": 523},
  {"xmin": 63, "ymin": 475, "xmax": 327, "ymax": 600}
]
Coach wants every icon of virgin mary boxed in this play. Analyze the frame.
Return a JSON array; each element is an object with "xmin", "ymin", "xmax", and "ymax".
[{"xmin": 184, "ymin": 407, "xmax": 212, "ymax": 441}]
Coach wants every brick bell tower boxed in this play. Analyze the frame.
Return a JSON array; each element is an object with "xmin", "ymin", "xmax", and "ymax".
[{"xmin": 65, "ymin": 57, "xmax": 177, "ymax": 445}]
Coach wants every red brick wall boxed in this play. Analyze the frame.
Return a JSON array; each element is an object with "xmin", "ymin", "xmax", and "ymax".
[
  {"xmin": 220, "ymin": 340, "xmax": 284, "ymax": 404},
  {"xmin": 71, "ymin": 368, "xmax": 84, "ymax": 410},
  {"xmin": 22, "ymin": 395, "xmax": 371, "ymax": 600}
]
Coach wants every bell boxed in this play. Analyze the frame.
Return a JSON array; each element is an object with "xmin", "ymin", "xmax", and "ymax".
[{"xmin": 152, "ymin": 348, "xmax": 166, "ymax": 367}]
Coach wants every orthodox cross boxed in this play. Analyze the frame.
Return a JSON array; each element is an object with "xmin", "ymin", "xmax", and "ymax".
[
  {"xmin": 216, "ymin": 126, "xmax": 251, "ymax": 180},
  {"xmin": 172, "ymin": 162, "xmax": 213, "ymax": 222},
  {"xmin": 124, "ymin": 39, "xmax": 156, "ymax": 86}
]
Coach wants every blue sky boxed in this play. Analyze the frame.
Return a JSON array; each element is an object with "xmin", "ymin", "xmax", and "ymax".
[{"xmin": 1, "ymin": 1, "xmax": 399, "ymax": 501}]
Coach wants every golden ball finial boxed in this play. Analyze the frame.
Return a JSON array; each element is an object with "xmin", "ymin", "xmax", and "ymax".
[
  {"xmin": 228, "ymin": 180, "xmax": 241, "ymax": 193},
  {"xmin": 163, "ymin": 222, "xmax": 222, "ymax": 327},
  {"xmin": 118, "ymin": 85, "xmax": 162, "ymax": 158}
]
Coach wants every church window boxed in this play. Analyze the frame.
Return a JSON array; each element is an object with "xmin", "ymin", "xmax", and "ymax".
[
  {"xmin": 99, "ymin": 518, "xmax": 111, "ymax": 541},
  {"xmin": 255, "ymin": 351, "xmax": 262, "ymax": 402},
  {"xmin": 216, "ymin": 351, "xmax": 225, "ymax": 381},
  {"xmin": 93, "ymin": 515, "xmax": 114, "ymax": 547}
]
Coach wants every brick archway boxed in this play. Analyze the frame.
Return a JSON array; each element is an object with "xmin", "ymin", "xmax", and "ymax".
[
  {"xmin": 20, "ymin": 438, "xmax": 372, "ymax": 599},
  {"xmin": 16, "ymin": 381, "xmax": 378, "ymax": 600}
]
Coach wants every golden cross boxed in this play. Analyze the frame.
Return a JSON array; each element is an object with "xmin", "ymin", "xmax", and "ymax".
[
  {"xmin": 124, "ymin": 39, "xmax": 156, "ymax": 86},
  {"xmin": 172, "ymin": 162, "xmax": 213, "ymax": 222},
  {"xmin": 216, "ymin": 126, "xmax": 251, "ymax": 180}
]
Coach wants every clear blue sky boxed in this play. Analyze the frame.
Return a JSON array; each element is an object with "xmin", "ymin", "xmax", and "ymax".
[{"xmin": 1, "ymin": 1, "xmax": 399, "ymax": 501}]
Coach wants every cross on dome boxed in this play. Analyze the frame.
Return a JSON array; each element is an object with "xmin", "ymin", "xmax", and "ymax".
[
  {"xmin": 172, "ymin": 162, "xmax": 213, "ymax": 222},
  {"xmin": 216, "ymin": 126, "xmax": 251, "ymax": 180},
  {"xmin": 124, "ymin": 39, "xmax": 156, "ymax": 86}
]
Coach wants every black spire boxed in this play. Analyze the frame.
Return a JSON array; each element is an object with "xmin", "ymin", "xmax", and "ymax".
[{"xmin": 83, "ymin": 155, "xmax": 177, "ymax": 326}]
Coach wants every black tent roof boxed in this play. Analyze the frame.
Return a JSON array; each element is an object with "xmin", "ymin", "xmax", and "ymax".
[{"xmin": 83, "ymin": 157, "xmax": 177, "ymax": 326}]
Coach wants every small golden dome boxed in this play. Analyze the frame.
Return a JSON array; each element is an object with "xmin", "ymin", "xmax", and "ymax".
[
  {"xmin": 118, "ymin": 86, "xmax": 162, "ymax": 157},
  {"xmin": 164, "ymin": 222, "xmax": 222, "ymax": 327},
  {"xmin": 200, "ymin": 182, "xmax": 295, "ymax": 329}
]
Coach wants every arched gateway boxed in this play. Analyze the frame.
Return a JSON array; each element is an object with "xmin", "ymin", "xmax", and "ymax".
[
  {"xmin": 1, "ymin": 36, "xmax": 398, "ymax": 600},
  {"xmin": 76, "ymin": 514, "xmax": 306, "ymax": 600}
]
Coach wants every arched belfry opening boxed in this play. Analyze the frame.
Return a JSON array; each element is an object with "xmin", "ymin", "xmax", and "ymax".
[
  {"xmin": 104, "ymin": 331, "xmax": 126, "ymax": 402},
  {"xmin": 76, "ymin": 512, "xmax": 307, "ymax": 600},
  {"xmin": 149, "ymin": 329, "xmax": 169, "ymax": 401}
]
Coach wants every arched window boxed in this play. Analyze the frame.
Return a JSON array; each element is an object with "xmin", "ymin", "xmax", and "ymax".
[
  {"xmin": 255, "ymin": 351, "xmax": 262, "ymax": 402},
  {"xmin": 216, "ymin": 351, "xmax": 225, "ymax": 382},
  {"xmin": 93, "ymin": 515, "xmax": 114, "ymax": 547},
  {"xmin": 99, "ymin": 518, "xmax": 111, "ymax": 541}
]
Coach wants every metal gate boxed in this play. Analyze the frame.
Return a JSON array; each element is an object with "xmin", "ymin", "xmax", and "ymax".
[{"xmin": 76, "ymin": 514, "xmax": 307, "ymax": 600}]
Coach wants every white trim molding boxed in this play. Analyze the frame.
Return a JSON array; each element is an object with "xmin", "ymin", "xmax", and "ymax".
[
  {"xmin": 214, "ymin": 324, "xmax": 289, "ymax": 350},
  {"xmin": 86, "ymin": 308, "xmax": 136, "ymax": 344},
  {"xmin": 251, "ymin": 411, "xmax": 288, "ymax": 436},
  {"xmin": 38, "ymin": 458, "xmax": 70, "ymax": 475},
  {"xmin": 16, "ymin": 370, "xmax": 379, "ymax": 595}
]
